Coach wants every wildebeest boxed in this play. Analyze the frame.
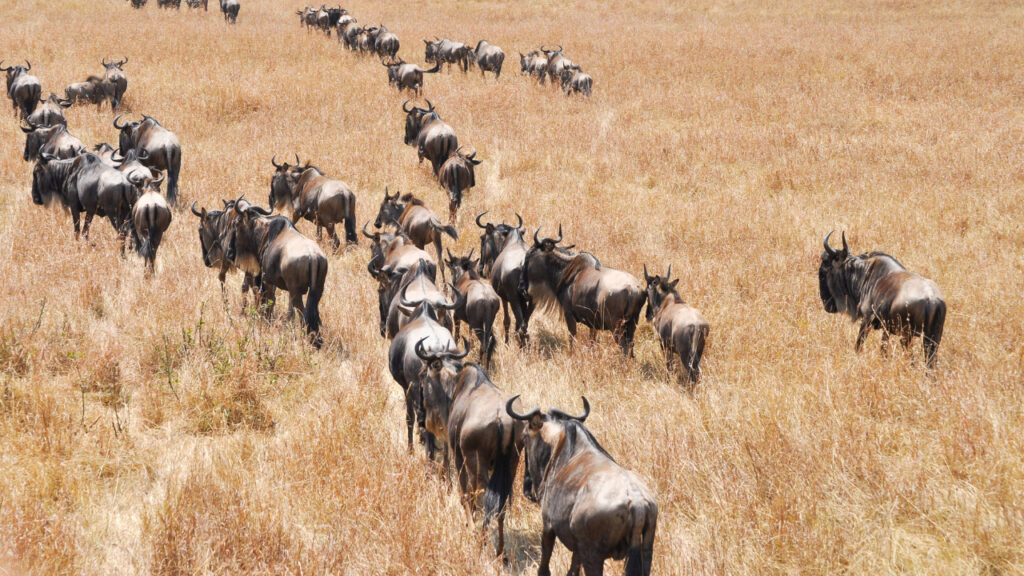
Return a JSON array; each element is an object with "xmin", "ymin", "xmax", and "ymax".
[
  {"xmin": 374, "ymin": 25, "xmax": 400, "ymax": 61},
  {"xmin": 381, "ymin": 259, "xmax": 455, "ymax": 340},
  {"xmin": 521, "ymin": 226, "xmax": 646, "ymax": 356},
  {"xmin": 269, "ymin": 156, "xmax": 357, "ymax": 249},
  {"xmin": 560, "ymin": 64, "xmax": 593, "ymax": 97},
  {"xmin": 541, "ymin": 45, "xmax": 574, "ymax": 86},
  {"xmin": 26, "ymin": 93, "xmax": 71, "ymax": 127},
  {"xmin": 191, "ymin": 199, "xmax": 259, "ymax": 305},
  {"xmin": 415, "ymin": 354, "xmax": 522, "ymax": 558},
  {"xmin": 64, "ymin": 76, "xmax": 107, "ymax": 107},
  {"xmin": 226, "ymin": 201, "xmax": 328, "ymax": 347},
  {"xmin": 157, "ymin": 0, "xmax": 181, "ymax": 8},
  {"xmin": 424, "ymin": 38, "xmax": 471, "ymax": 73},
  {"xmin": 643, "ymin": 265, "xmax": 709, "ymax": 384},
  {"xmin": 446, "ymin": 250, "xmax": 500, "ymax": 369},
  {"xmin": 297, "ymin": 6, "xmax": 318, "ymax": 28},
  {"xmin": 129, "ymin": 0, "xmax": 147, "ymax": 8},
  {"xmin": 402, "ymin": 99, "xmax": 458, "ymax": 176},
  {"xmin": 3, "ymin": 60, "xmax": 41, "ymax": 118},
  {"xmin": 384, "ymin": 59, "xmax": 440, "ymax": 96},
  {"xmin": 93, "ymin": 143, "xmax": 123, "ymax": 168},
  {"xmin": 117, "ymin": 148, "xmax": 155, "ymax": 184},
  {"xmin": 22, "ymin": 122, "xmax": 85, "ymax": 162},
  {"xmin": 506, "ymin": 396, "xmax": 658, "ymax": 576},
  {"xmin": 101, "ymin": 58, "xmax": 128, "ymax": 110},
  {"xmin": 341, "ymin": 21, "xmax": 363, "ymax": 50},
  {"xmin": 31, "ymin": 152, "xmax": 136, "ymax": 242},
  {"xmin": 819, "ymin": 231, "xmax": 946, "ymax": 367},
  {"xmin": 373, "ymin": 188, "xmax": 457, "ymax": 282},
  {"xmin": 220, "ymin": 0, "xmax": 239, "ymax": 23},
  {"xmin": 130, "ymin": 173, "xmax": 172, "ymax": 272},
  {"xmin": 470, "ymin": 40, "xmax": 504, "ymax": 80},
  {"xmin": 518, "ymin": 51, "xmax": 548, "ymax": 82},
  {"xmin": 185, "ymin": 0, "xmax": 208, "ymax": 9},
  {"xmin": 363, "ymin": 222, "xmax": 438, "ymax": 283},
  {"xmin": 388, "ymin": 285, "xmax": 461, "ymax": 453},
  {"xmin": 437, "ymin": 146, "xmax": 481, "ymax": 224},
  {"xmin": 114, "ymin": 114, "xmax": 182, "ymax": 204},
  {"xmin": 476, "ymin": 212, "xmax": 533, "ymax": 346}
]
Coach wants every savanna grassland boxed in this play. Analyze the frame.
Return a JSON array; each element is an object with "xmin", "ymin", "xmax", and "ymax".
[{"xmin": 1, "ymin": 0, "xmax": 1023, "ymax": 574}]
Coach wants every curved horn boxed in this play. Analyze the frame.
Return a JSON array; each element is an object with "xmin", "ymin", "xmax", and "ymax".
[
  {"xmin": 362, "ymin": 221, "xmax": 378, "ymax": 239},
  {"xmin": 475, "ymin": 211, "xmax": 488, "ymax": 229},
  {"xmin": 448, "ymin": 337, "xmax": 470, "ymax": 360},
  {"xmin": 190, "ymin": 201, "xmax": 203, "ymax": 217},
  {"xmin": 111, "ymin": 151, "xmax": 125, "ymax": 162},
  {"xmin": 568, "ymin": 396, "xmax": 590, "ymax": 422},
  {"xmin": 103, "ymin": 57, "xmax": 110, "ymax": 67},
  {"xmin": 554, "ymin": 224, "xmax": 563, "ymax": 244},
  {"xmin": 506, "ymin": 395, "xmax": 541, "ymax": 421},
  {"xmin": 425, "ymin": 99, "xmax": 434, "ymax": 111},
  {"xmin": 665, "ymin": 264, "xmax": 672, "ymax": 280},
  {"xmin": 0, "ymin": 61, "xmax": 9, "ymax": 72},
  {"xmin": 119, "ymin": 57, "xmax": 128, "ymax": 67},
  {"xmin": 246, "ymin": 204, "xmax": 273, "ymax": 216},
  {"xmin": 441, "ymin": 284, "xmax": 464, "ymax": 311},
  {"xmin": 113, "ymin": 114, "xmax": 128, "ymax": 130},
  {"xmin": 841, "ymin": 231, "xmax": 849, "ymax": 254},
  {"xmin": 540, "ymin": 45, "xmax": 550, "ymax": 53},
  {"xmin": 466, "ymin": 248, "xmax": 474, "ymax": 261},
  {"xmin": 150, "ymin": 171, "xmax": 166, "ymax": 186},
  {"xmin": 514, "ymin": 213, "xmax": 523, "ymax": 230},
  {"xmin": 293, "ymin": 153, "xmax": 300, "ymax": 166},
  {"xmin": 557, "ymin": 45, "xmax": 563, "ymax": 53},
  {"xmin": 534, "ymin": 226, "xmax": 541, "ymax": 245},
  {"xmin": 414, "ymin": 337, "xmax": 442, "ymax": 364},
  {"xmin": 399, "ymin": 282, "xmax": 418, "ymax": 309},
  {"xmin": 20, "ymin": 122, "xmax": 34, "ymax": 133},
  {"xmin": 271, "ymin": 154, "xmax": 282, "ymax": 169},
  {"xmin": 643, "ymin": 264, "xmax": 652, "ymax": 283},
  {"xmin": 823, "ymin": 230, "xmax": 837, "ymax": 257},
  {"xmin": 232, "ymin": 194, "xmax": 248, "ymax": 214},
  {"xmin": 402, "ymin": 99, "xmax": 413, "ymax": 113},
  {"xmin": 24, "ymin": 60, "xmax": 30, "ymax": 71}
]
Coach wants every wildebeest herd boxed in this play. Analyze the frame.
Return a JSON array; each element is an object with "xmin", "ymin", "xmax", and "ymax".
[
  {"xmin": 4, "ymin": 3, "xmax": 949, "ymax": 574},
  {"xmin": 128, "ymin": 0, "xmax": 240, "ymax": 23}
]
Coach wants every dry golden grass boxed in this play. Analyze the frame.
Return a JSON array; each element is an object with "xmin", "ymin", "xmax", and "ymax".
[{"xmin": 2, "ymin": 0, "xmax": 1024, "ymax": 574}]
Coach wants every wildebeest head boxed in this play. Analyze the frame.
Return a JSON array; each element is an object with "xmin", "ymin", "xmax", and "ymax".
[
  {"xmin": 113, "ymin": 114, "xmax": 142, "ymax": 154},
  {"xmin": 423, "ymin": 38, "xmax": 439, "ymax": 62},
  {"xmin": 643, "ymin": 264, "xmax": 679, "ymax": 322},
  {"xmin": 506, "ymin": 395, "xmax": 590, "ymax": 502},
  {"xmin": 819, "ymin": 230, "xmax": 851, "ymax": 315},
  {"xmin": 445, "ymin": 248, "xmax": 480, "ymax": 282},
  {"xmin": 31, "ymin": 152, "xmax": 62, "ymax": 206},
  {"xmin": 21, "ymin": 121, "xmax": 53, "ymax": 161},
  {"xmin": 191, "ymin": 199, "xmax": 236, "ymax": 267},
  {"xmin": 102, "ymin": 57, "xmax": 128, "ymax": 74},
  {"xmin": 269, "ymin": 153, "xmax": 304, "ymax": 209},
  {"xmin": 373, "ymin": 187, "xmax": 406, "ymax": 228},
  {"xmin": 402, "ymin": 99, "xmax": 435, "ymax": 145},
  {"xmin": 476, "ymin": 211, "xmax": 522, "ymax": 276},
  {"xmin": 415, "ymin": 335, "xmax": 470, "ymax": 435},
  {"xmin": 1, "ymin": 60, "xmax": 31, "ymax": 90},
  {"xmin": 520, "ymin": 225, "xmax": 578, "ymax": 302}
]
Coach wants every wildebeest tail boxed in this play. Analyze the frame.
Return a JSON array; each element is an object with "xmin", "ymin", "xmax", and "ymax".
[
  {"xmin": 430, "ymin": 218, "xmax": 458, "ymax": 240},
  {"xmin": 305, "ymin": 256, "xmax": 327, "ymax": 348},
  {"xmin": 923, "ymin": 298, "xmax": 945, "ymax": 366},
  {"xmin": 345, "ymin": 196, "xmax": 358, "ymax": 243},
  {"xmin": 688, "ymin": 324, "xmax": 709, "ymax": 383},
  {"xmin": 26, "ymin": 83, "xmax": 41, "ymax": 116},
  {"xmin": 483, "ymin": 419, "xmax": 514, "ymax": 527},
  {"xmin": 166, "ymin": 145, "xmax": 182, "ymax": 205},
  {"xmin": 424, "ymin": 62, "xmax": 441, "ymax": 74},
  {"xmin": 624, "ymin": 501, "xmax": 657, "ymax": 576}
]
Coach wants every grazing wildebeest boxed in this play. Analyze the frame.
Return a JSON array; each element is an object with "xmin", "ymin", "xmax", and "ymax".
[
  {"xmin": 560, "ymin": 64, "xmax": 593, "ymax": 97},
  {"xmin": 32, "ymin": 152, "xmax": 136, "ymax": 242},
  {"xmin": 382, "ymin": 259, "xmax": 454, "ymax": 339},
  {"xmin": 446, "ymin": 250, "xmax": 500, "ymax": 369},
  {"xmin": 388, "ymin": 284, "xmax": 461, "ymax": 454},
  {"xmin": 186, "ymin": 0, "xmax": 208, "ymax": 9},
  {"xmin": 437, "ymin": 146, "xmax": 481, "ymax": 224},
  {"xmin": 100, "ymin": 58, "xmax": 128, "ymax": 110},
  {"xmin": 27, "ymin": 93, "xmax": 71, "ymax": 127},
  {"xmin": 363, "ymin": 222, "xmax": 438, "ymax": 283},
  {"xmin": 2, "ymin": 60, "xmax": 41, "ymax": 118},
  {"xmin": 220, "ymin": 0, "xmax": 239, "ymax": 22},
  {"xmin": 402, "ymin": 99, "xmax": 458, "ymax": 176},
  {"xmin": 226, "ymin": 201, "xmax": 328, "ymax": 347},
  {"xmin": 114, "ymin": 114, "xmax": 182, "ymax": 205},
  {"xmin": 191, "ymin": 199, "xmax": 259, "ymax": 305},
  {"xmin": 470, "ymin": 40, "xmax": 504, "ymax": 80},
  {"xmin": 415, "ymin": 353, "xmax": 522, "ymax": 558},
  {"xmin": 507, "ymin": 396, "xmax": 658, "ymax": 576},
  {"xmin": 541, "ymin": 45, "xmax": 574, "ymax": 86},
  {"xmin": 643, "ymin": 265, "xmax": 709, "ymax": 384},
  {"xmin": 269, "ymin": 156, "xmax": 357, "ymax": 250},
  {"xmin": 22, "ymin": 122, "xmax": 85, "ymax": 161},
  {"xmin": 819, "ymin": 231, "xmax": 946, "ymax": 367},
  {"xmin": 521, "ymin": 226, "xmax": 646, "ymax": 356},
  {"xmin": 373, "ymin": 188, "xmax": 457, "ymax": 282},
  {"xmin": 384, "ymin": 59, "xmax": 440, "ymax": 96},
  {"xmin": 518, "ymin": 51, "xmax": 548, "ymax": 82},
  {"xmin": 375, "ymin": 25, "xmax": 400, "ymax": 61},
  {"xmin": 64, "ymin": 76, "xmax": 107, "ymax": 107},
  {"xmin": 476, "ymin": 212, "xmax": 533, "ymax": 346},
  {"xmin": 130, "ymin": 173, "xmax": 172, "ymax": 272},
  {"xmin": 424, "ymin": 38, "xmax": 471, "ymax": 73},
  {"xmin": 94, "ymin": 143, "xmax": 123, "ymax": 168}
]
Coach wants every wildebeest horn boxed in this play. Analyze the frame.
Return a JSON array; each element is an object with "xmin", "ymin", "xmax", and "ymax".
[
  {"xmin": 441, "ymin": 284, "xmax": 464, "ymax": 311},
  {"xmin": 399, "ymin": 282, "xmax": 417, "ymax": 309},
  {"xmin": 59, "ymin": 97, "xmax": 72, "ymax": 107},
  {"xmin": 402, "ymin": 99, "xmax": 413, "ymax": 113},
  {"xmin": 414, "ymin": 337, "xmax": 441, "ymax": 363},
  {"xmin": 24, "ymin": 60, "xmax": 30, "ymax": 71},
  {"xmin": 118, "ymin": 57, "xmax": 128, "ymax": 67},
  {"xmin": 643, "ymin": 264, "xmax": 652, "ymax": 283},
  {"xmin": 448, "ymin": 337, "xmax": 471, "ymax": 360},
  {"xmin": 0, "ymin": 61, "xmax": 9, "ymax": 72},
  {"xmin": 425, "ymin": 99, "xmax": 434, "ymax": 111},
  {"xmin": 232, "ymin": 194, "xmax": 247, "ymax": 213},
  {"xmin": 293, "ymin": 153, "xmax": 300, "ymax": 166},
  {"xmin": 20, "ymin": 122, "xmax": 34, "ymax": 133},
  {"xmin": 514, "ymin": 213, "xmax": 523, "ymax": 229},
  {"xmin": 475, "ymin": 211, "xmax": 488, "ymax": 228},
  {"xmin": 137, "ymin": 149, "xmax": 150, "ymax": 160},
  {"xmin": 103, "ymin": 57, "xmax": 110, "ymax": 66},
  {"xmin": 466, "ymin": 248, "xmax": 474, "ymax": 261},
  {"xmin": 554, "ymin": 224, "xmax": 563, "ymax": 244},
  {"xmin": 533, "ymin": 227, "xmax": 542, "ymax": 245},
  {"xmin": 111, "ymin": 152, "xmax": 125, "ymax": 162},
  {"xmin": 665, "ymin": 264, "xmax": 672, "ymax": 280},
  {"xmin": 841, "ymin": 231, "xmax": 849, "ymax": 254},
  {"xmin": 506, "ymin": 395, "xmax": 541, "ymax": 421},
  {"xmin": 128, "ymin": 172, "xmax": 145, "ymax": 186},
  {"xmin": 446, "ymin": 248, "xmax": 454, "ymax": 262},
  {"xmin": 367, "ymin": 254, "xmax": 381, "ymax": 277},
  {"xmin": 150, "ymin": 172, "xmax": 166, "ymax": 186},
  {"xmin": 190, "ymin": 201, "xmax": 203, "ymax": 217},
  {"xmin": 246, "ymin": 204, "xmax": 273, "ymax": 216},
  {"xmin": 568, "ymin": 396, "xmax": 590, "ymax": 422},
  {"xmin": 271, "ymin": 154, "xmax": 282, "ymax": 168},
  {"xmin": 823, "ymin": 230, "xmax": 837, "ymax": 256},
  {"xmin": 557, "ymin": 45, "xmax": 563, "ymax": 53},
  {"xmin": 361, "ymin": 221, "xmax": 378, "ymax": 239},
  {"xmin": 113, "ymin": 114, "xmax": 128, "ymax": 129}
]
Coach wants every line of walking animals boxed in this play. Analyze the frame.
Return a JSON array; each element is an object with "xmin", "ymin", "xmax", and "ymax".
[
  {"xmin": 125, "ymin": 0, "xmax": 240, "ymax": 24},
  {"xmin": 6, "ymin": 15, "xmax": 948, "ymax": 575},
  {"xmin": 296, "ymin": 4, "xmax": 593, "ymax": 97}
]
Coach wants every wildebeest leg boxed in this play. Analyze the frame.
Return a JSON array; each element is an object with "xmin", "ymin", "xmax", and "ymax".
[
  {"xmin": 580, "ymin": 555, "xmax": 604, "ymax": 576},
  {"xmin": 502, "ymin": 300, "xmax": 511, "ymax": 344},
  {"xmin": 567, "ymin": 552, "xmax": 582, "ymax": 576},
  {"xmin": 404, "ymin": 394, "xmax": 415, "ymax": 451},
  {"xmin": 82, "ymin": 212, "xmax": 95, "ymax": 240},
  {"xmin": 880, "ymin": 331, "xmax": 891, "ymax": 357},
  {"xmin": 260, "ymin": 284, "xmax": 276, "ymax": 318},
  {"xmin": 71, "ymin": 208, "xmax": 82, "ymax": 240},
  {"xmin": 454, "ymin": 445, "xmax": 473, "ymax": 524},
  {"xmin": 434, "ymin": 237, "xmax": 446, "ymax": 284},
  {"xmin": 855, "ymin": 320, "xmax": 873, "ymax": 352},
  {"xmin": 537, "ymin": 528, "xmax": 556, "ymax": 576},
  {"xmin": 327, "ymin": 224, "xmax": 341, "ymax": 251},
  {"xmin": 622, "ymin": 319, "xmax": 638, "ymax": 357},
  {"xmin": 288, "ymin": 290, "xmax": 306, "ymax": 324},
  {"xmin": 564, "ymin": 311, "xmax": 578, "ymax": 350}
]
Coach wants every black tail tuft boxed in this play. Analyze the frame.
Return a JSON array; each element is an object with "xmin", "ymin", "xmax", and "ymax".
[
  {"xmin": 483, "ymin": 420, "xmax": 514, "ymax": 527},
  {"xmin": 305, "ymin": 257, "xmax": 326, "ymax": 348}
]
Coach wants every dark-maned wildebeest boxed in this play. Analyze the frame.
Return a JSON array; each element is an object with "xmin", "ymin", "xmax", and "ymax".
[
  {"xmin": 31, "ymin": 152, "xmax": 136, "ymax": 242},
  {"xmin": 541, "ymin": 45, "xmax": 574, "ymax": 86},
  {"xmin": 476, "ymin": 212, "xmax": 533, "ymax": 346},
  {"xmin": 2, "ymin": 60, "xmax": 41, "ymax": 118},
  {"xmin": 101, "ymin": 58, "xmax": 128, "ymax": 110},
  {"xmin": 114, "ymin": 114, "xmax": 182, "ymax": 205},
  {"xmin": 130, "ymin": 173, "xmax": 172, "ymax": 273},
  {"xmin": 373, "ymin": 188, "xmax": 457, "ymax": 282},
  {"xmin": 446, "ymin": 250, "xmax": 500, "ymax": 369},
  {"xmin": 22, "ymin": 122, "xmax": 85, "ymax": 162},
  {"xmin": 388, "ymin": 285, "xmax": 461, "ymax": 454},
  {"xmin": 220, "ymin": 0, "xmax": 239, "ymax": 22},
  {"xmin": 27, "ymin": 93, "xmax": 71, "ymax": 127},
  {"xmin": 382, "ymin": 259, "xmax": 454, "ymax": 340},
  {"xmin": 437, "ymin": 146, "xmax": 481, "ymax": 224},
  {"xmin": 470, "ymin": 40, "xmax": 504, "ymax": 80},
  {"xmin": 507, "ymin": 396, "xmax": 658, "ymax": 576},
  {"xmin": 186, "ymin": 0, "xmax": 209, "ymax": 9},
  {"xmin": 191, "ymin": 199, "xmax": 259, "ymax": 305},
  {"xmin": 643, "ymin": 265, "xmax": 709, "ymax": 384},
  {"xmin": 375, "ymin": 25, "xmax": 400, "ymax": 61},
  {"xmin": 363, "ymin": 222, "xmax": 438, "ymax": 283},
  {"xmin": 226, "ymin": 201, "xmax": 328, "ymax": 347},
  {"xmin": 384, "ymin": 59, "xmax": 440, "ymax": 96},
  {"xmin": 94, "ymin": 143, "xmax": 123, "ymax": 168},
  {"xmin": 521, "ymin": 226, "xmax": 646, "ymax": 356},
  {"xmin": 560, "ymin": 64, "xmax": 592, "ymax": 97},
  {"xmin": 402, "ymin": 99, "xmax": 458, "ymax": 176},
  {"xmin": 518, "ymin": 51, "xmax": 548, "ymax": 82},
  {"xmin": 415, "ymin": 354, "xmax": 522, "ymax": 558},
  {"xmin": 819, "ymin": 231, "xmax": 946, "ymax": 367},
  {"xmin": 269, "ymin": 156, "xmax": 357, "ymax": 250}
]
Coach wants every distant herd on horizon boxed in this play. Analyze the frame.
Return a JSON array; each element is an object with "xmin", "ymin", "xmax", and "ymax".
[{"xmin": 3, "ymin": 2, "xmax": 946, "ymax": 574}]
